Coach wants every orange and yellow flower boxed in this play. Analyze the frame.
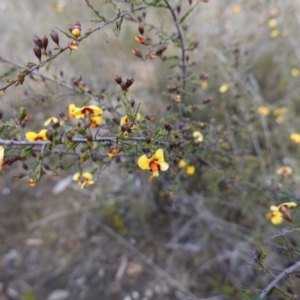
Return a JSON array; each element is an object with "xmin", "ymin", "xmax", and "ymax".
[
  {"xmin": 44, "ymin": 117, "xmax": 64, "ymax": 126},
  {"xmin": 193, "ymin": 131, "xmax": 203, "ymax": 143},
  {"xmin": 72, "ymin": 172, "xmax": 94, "ymax": 189},
  {"xmin": 90, "ymin": 116, "xmax": 103, "ymax": 127},
  {"xmin": 276, "ymin": 166, "xmax": 293, "ymax": 177},
  {"xmin": 120, "ymin": 113, "xmax": 141, "ymax": 126},
  {"xmin": 69, "ymin": 40, "xmax": 79, "ymax": 50},
  {"xmin": 186, "ymin": 165, "xmax": 196, "ymax": 175},
  {"xmin": 71, "ymin": 26, "xmax": 81, "ymax": 38},
  {"xmin": 25, "ymin": 129, "xmax": 48, "ymax": 141},
  {"xmin": 28, "ymin": 179, "xmax": 36, "ymax": 187},
  {"xmin": 108, "ymin": 148, "xmax": 118, "ymax": 158},
  {"xmin": 178, "ymin": 159, "xmax": 187, "ymax": 168},
  {"xmin": 266, "ymin": 202, "xmax": 297, "ymax": 225},
  {"xmin": 258, "ymin": 106, "xmax": 270, "ymax": 116},
  {"xmin": 73, "ymin": 105, "xmax": 103, "ymax": 118},
  {"xmin": 138, "ymin": 149, "xmax": 169, "ymax": 178},
  {"xmin": 69, "ymin": 104, "xmax": 81, "ymax": 118},
  {"xmin": 290, "ymin": 133, "xmax": 300, "ymax": 144}
]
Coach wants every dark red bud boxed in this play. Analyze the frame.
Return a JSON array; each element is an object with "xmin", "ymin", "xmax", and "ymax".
[
  {"xmin": 33, "ymin": 35, "xmax": 42, "ymax": 48},
  {"xmin": 132, "ymin": 48, "xmax": 143, "ymax": 59},
  {"xmin": 41, "ymin": 35, "xmax": 48, "ymax": 50},
  {"xmin": 199, "ymin": 73, "xmax": 209, "ymax": 80},
  {"xmin": 145, "ymin": 136, "xmax": 152, "ymax": 144},
  {"xmin": 86, "ymin": 134, "xmax": 93, "ymax": 142},
  {"xmin": 145, "ymin": 113, "xmax": 154, "ymax": 121},
  {"xmin": 138, "ymin": 25, "xmax": 144, "ymax": 35},
  {"xmin": 121, "ymin": 82, "xmax": 127, "ymax": 91},
  {"xmin": 46, "ymin": 130, "xmax": 53, "ymax": 141},
  {"xmin": 125, "ymin": 76, "xmax": 134, "ymax": 88},
  {"xmin": 33, "ymin": 45, "xmax": 42, "ymax": 61},
  {"xmin": 43, "ymin": 164, "xmax": 50, "ymax": 170},
  {"xmin": 164, "ymin": 122, "xmax": 172, "ymax": 132},
  {"xmin": 50, "ymin": 30, "xmax": 59, "ymax": 46},
  {"xmin": 115, "ymin": 75, "xmax": 122, "ymax": 85},
  {"xmin": 66, "ymin": 132, "xmax": 74, "ymax": 142},
  {"xmin": 202, "ymin": 97, "xmax": 212, "ymax": 105},
  {"xmin": 130, "ymin": 98, "xmax": 135, "ymax": 107}
]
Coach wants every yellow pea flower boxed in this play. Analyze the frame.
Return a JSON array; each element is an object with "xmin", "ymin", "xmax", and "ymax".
[
  {"xmin": 266, "ymin": 202, "xmax": 297, "ymax": 225},
  {"xmin": 138, "ymin": 149, "xmax": 169, "ymax": 178},
  {"xmin": 73, "ymin": 172, "xmax": 94, "ymax": 189},
  {"xmin": 25, "ymin": 129, "xmax": 48, "ymax": 141}
]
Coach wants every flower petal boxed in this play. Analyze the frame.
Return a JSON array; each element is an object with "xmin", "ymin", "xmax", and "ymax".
[
  {"xmin": 82, "ymin": 172, "xmax": 93, "ymax": 182},
  {"xmin": 154, "ymin": 149, "xmax": 165, "ymax": 163},
  {"xmin": 91, "ymin": 116, "xmax": 102, "ymax": 127},
  {"xmin": 271, "ymin": 212, "xmax": 283, "ymax": 225},
  {"xmin": 0, "ymin": 146, "xmax": 4, "ymax": 170},
  {"xmin": 178, "ymin": 159, "xmax": 187, "ymax": 168},
  {"xmin": 72, "ymin": 172, "xmax": 80, "ymax": 180},
  {"xmin": 138, "ymin": 155, "xmax": 151, "ymax": 170},
  {"xmin": 159, "ymin": 161, "xmax": 169, "ymax": 171},
  {"xmin": 25, "ymin": 132, "xmax": 38, "ymax": 141},
  {"xmin": 38, "ymin": 129, "xmax": 48, "ymax": 140},
  {"xmin": 44, "ymin": 117, "xmax": 58, "ymax": 126}
]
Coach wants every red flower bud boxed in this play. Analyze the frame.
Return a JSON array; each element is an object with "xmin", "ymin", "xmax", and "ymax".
[
  {"xmin": 130, "ymin": 98, "xmax": 135, "ymax": 107},
  {"xmin": 33, "ymin": 45, "xmax": 42, "ymax": 61},
  {"xmin": 125, "ymin": 76, "xmax": 134, "ymax": 88},
  {"xmin": 69, "ymin": 40, "xmax": 79, "ymax": 50},
  {"xmin": 41, "ymin": 35, "xmax": 48, "ymax": 50},
  {"xmin": 132, "ymin": 48, "xmax": 143, "ymax": 59},
  {"xmin": 145, "ymin": 113, "xmax": 154, "ymax": 121},
  {"xmin": 135, "ymin": 35, "xmax": 148, "ymax": 45},
  {"xmin": 138, "ymin": 25, "xmax": 144, "ymax": 35},
  {"xmin": 50, "ymin": 30, "xmax": 59, "ymax": 46},
  {"xmin": 115, "ymin": 75, "xmax": 122, "ymax": 85},
  {"xmin": 33, "ymin": 35, "xmax": 42, "ymax": 48}
]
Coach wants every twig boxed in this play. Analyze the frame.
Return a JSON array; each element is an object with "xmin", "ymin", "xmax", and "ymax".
[
  {"xmin": 0, "ymin": 136, "xmax": 158, "ymax": 147},
  {"xmin": 0, "ymin": 4, "xmax": 146, "ymax": 95},
  {"xmin": 163, "ymin": 0, "xmax": 187, "ymax": 103},
  {"xmin": 0, "ymin": 56, "xmax": 96, "ymax": 101},
  {"xmin": 260, "ymin": 260, "xmax": 300, "ymax": 298},
  {"xmin": 271, "ymin": 228, "xmax": 300, "ymax": 239}
]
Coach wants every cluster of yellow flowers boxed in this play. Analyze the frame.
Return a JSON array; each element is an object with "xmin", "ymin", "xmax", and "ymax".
[{"xmin": 7, "ymin": 102, "xmax": 206, "ymax": 187}]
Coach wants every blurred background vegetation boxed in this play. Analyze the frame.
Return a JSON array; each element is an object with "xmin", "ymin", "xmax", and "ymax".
[{"xmin": 1, "ymin": 0, "xmax": 300, "ymax": 299}]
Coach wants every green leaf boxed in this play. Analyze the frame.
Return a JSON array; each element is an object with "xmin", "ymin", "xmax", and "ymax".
[
  {"xmin": 18, "ymin": 107, "xmax": 27, "ymax": 122},
  {"xmin": 85, "ymin": 1, "xmax": 106, "ymax": 21},
  {"xmin": 0, "ymin": 67, "xmax": 17, "ymax": 80},
  {"xmin": 179, "ymin": 7, "xmax": 193, "ymax": 24}
]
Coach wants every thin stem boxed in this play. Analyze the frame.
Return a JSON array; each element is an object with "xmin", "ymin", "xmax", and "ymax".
[
  {"xmin": 260, "ymin": 260, "xmax": 300, "ymax": 298},
  {"xmin": 0, "ymin": 136, "xmax": 167, "ymax": 147},
  {"xmin": 163, "ymin": 0, "xmax": 187, "ymax": 102}
]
